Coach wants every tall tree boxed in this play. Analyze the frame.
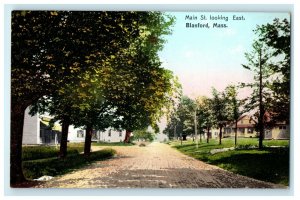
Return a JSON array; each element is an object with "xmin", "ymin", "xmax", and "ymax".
[
  {"xmin": 195, "ymin": 96, "xmax": 215, "ymax": 143},
  {"xmin": 241, "ymin": 40, "xmax": 273, "ymax": 149},
  {"xmin": 11, "ymin": 11, "xmax": 161, "ymax": 185},
  {"xmin": 224, "ymin": 85, "xmax": 243, "ymax": 147},
  {"xmin": 255, "ymin": 18, "xmax": 290, "ymax": 124},
  {"xmin": 210, "ymin": 88, "xmax": 228, "ymax": 145},
  {"xmin": 102, "ymin": 12, "xmax": 176, "ymax": 143},
  {"xmin": 164, "ymin": 96, "xmax": 196, "ymax": 141}
]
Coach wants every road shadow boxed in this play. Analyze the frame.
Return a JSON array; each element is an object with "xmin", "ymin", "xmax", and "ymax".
[{"xmin": 90, "ymin": 168, "xmax": 285, "ymax": 188}]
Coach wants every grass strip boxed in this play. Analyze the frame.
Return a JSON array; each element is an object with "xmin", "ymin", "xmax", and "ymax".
[{"xmin": 22, "ymin": 148, "xmax": 116, "ymax": 180}]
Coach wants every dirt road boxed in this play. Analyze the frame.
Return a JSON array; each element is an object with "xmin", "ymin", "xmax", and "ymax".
[{"xmin": 36, "ymin": 142, "xmax": 284, "ymax": 188}]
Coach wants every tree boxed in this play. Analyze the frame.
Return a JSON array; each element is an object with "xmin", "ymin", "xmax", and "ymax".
[
  {"xmin": 195, "ymin": 96, "xmax": 215, "ymax": 143},
  {"xmin": 210, "ymin": 88, "xmax": 228, "ymax": 145},
  {"xmin": 101, "ymin": 12, "xmax": 176, "ymax": 143},
  {"xmin": 224, "ymin": 85, "xmax": 243, "ymax": 147},
  {"xmin": 241, "ymin": 40, "xmax": 273, "ymax": 149},
  {"xmin": 11, "ymin": 11, "xmax": 163, "ymax": 185},
  {"xmin": 255, "ymin": 18, "xmax": 290, "ymax": 124},
  {"xmin": 132, "ymin": 129, "xmax": 154, "ymax": 142},
  {"xmin": 164, "ymin": 96, "xmax": 196, "ymax": 142},
  {"xmin": 180, "ymin": 97, "xmax": 197, "ymax": 140}
]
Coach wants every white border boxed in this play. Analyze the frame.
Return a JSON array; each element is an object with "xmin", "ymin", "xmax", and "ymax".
[{"xmin": 1, "ymin": 1, "xmax": 298, "ymax": 199}]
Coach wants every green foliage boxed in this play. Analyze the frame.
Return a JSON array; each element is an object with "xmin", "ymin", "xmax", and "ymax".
[
  {"xmin": 210, "ymin": 88, "xmax": 229, "ymax": 126},
  {"xmin": 241, "ymin": 39, "xmax": 273, "ymax": 114},
  {"xmin": 255, "ymin": 18, "xmax": 290, "ymax": 123},
  {"xmin": 12, "ymin": 11, "xmax": 141, "ymax": 107},
  {"xmin": 22, "ymin": 148, "xmax": 115, "ymax": 179},
  {"xmin": 240, "ymin": 18, "xmax": 290, "ymax": 149},
  {"xmin": 100, "ymin": 12, "xmax": 177, "ymax": 133},
  {"xmin": 171, "ymin": 138, "xmax": 289, "ymax": 185},
  {"xmin": 224, "ymin": 85, "xmax": 243, "ymax": 122},
  {"xmin": 195, "ymin": 96, "xmax": 215, "ymax": 136},
  {"xmin": 132, "ymin": 129, "xmax": 154, "ymax": 142},
  {"xmin": 11, "ymin": 10, "xmax": 177, "ymax": 184},
  {"xmin": 163, "ymin": 96, "xmax": 196, "ymax": 139}
]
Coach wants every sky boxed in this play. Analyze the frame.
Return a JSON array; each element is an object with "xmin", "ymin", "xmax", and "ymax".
[
  {"xmin": 157, "ymin": 11, "xmax": 290, "ymax": 131},
  {"xmin": 159, "ymin": 12, "xmax": 290, "ymax": 99}
]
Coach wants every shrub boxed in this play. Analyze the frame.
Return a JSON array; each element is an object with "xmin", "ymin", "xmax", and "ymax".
[{"xmin": 132, "ymin": 129, "xmax": 154, "ymax": 142}]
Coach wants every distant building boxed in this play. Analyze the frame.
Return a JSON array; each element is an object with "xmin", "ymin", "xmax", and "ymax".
[
  {"xmin": 67, "ymin": 128, "xmax": 126, "ymax": 143},
  {"xmin": 223, "ymin": 115, "xmax": 257, "ymax": 138},
  {"xmin": 204, "ymin": 114, "xmax": 289, "ymax": 140}
]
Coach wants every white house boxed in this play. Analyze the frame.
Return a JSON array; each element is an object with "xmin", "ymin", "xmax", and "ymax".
[
  {"xmin": 22, "ymin": 107, "xmax": 62, "ymax": 145},
  {"xmin": 22, "ymin": 106, "xmax": 127, "ymax": 144},
  {"xmin": 96, "ymin": 129, "xmax": 126, "ymax": 143},
  {"xmin": 68, "ymin": 128, "xmax": 127, "ymax": 143},
  {"xmin": 22, "ymin": 107, "xmax": 41, "ymax": 144}
]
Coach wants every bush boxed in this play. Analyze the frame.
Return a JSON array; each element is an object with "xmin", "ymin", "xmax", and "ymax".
[
  {"xmin": 132, "ymin": 129, "xmax": 154, "ymax": 142},
  {"xmin": 23, "ymin": 148, "xmax": 116, "ymax": 179}
]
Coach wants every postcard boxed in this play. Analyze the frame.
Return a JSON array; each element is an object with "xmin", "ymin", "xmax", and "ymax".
[{"xmin": 9, "ymin": 10, "xmax": 290, "ymax": 190}]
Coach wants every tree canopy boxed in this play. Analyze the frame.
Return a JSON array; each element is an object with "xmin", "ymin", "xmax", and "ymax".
[{"xmin": 11, "ymin": 11, "xmax": 176, "ymax": 184}]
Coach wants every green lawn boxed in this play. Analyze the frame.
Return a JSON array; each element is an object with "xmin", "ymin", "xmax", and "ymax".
[
  {"xmin": 22, "ymin": 143, "xmax": 115, "ymax": 180},
  {"xmin": 22, "ymin": 143, "xmax": 84, "ymax": 161},
  {"xmin": 170, "ymin": 138, "xmax": 290, "ymax": 186}
]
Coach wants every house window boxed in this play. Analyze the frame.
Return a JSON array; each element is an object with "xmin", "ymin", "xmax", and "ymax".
[
  {"xmin": 279, "ymin": 126, "xmax": 286, "ymax": 130},
  {"xmin": 108, "ymin": 129, "xmax": 112, "ymax": 137},
  {"xmin": 119, "ymin": 131, "xmax": 122, "ymax": 137},
  {"xmin": 224, "ymin": 128, "xmax": 230, "ymax": 134},
  {"xmin": 77, "ymin": 130, "xmax": 84, "ymax": 138},
  {"xmin": 248, "ymin": 128, "xmax": 253, "ymax": 133},
  {"xmin": 238, "ymin": 128, "xmax": 245, "ymax": 134}
]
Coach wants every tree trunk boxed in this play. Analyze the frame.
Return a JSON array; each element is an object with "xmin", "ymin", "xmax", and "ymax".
[
  {"xmin": 59, "ymin": 119, "xmax": 70, "ymax": 158},
  {"xmin": 124, "ymin": 130, "xmax": 131, "ymax": 143},
  {"xmin": 258, "ymin": 49, "xmax": 264, "ymax": 149},
  {"xmin": 174, "ymin": 124, "xmax": 177, "ymax": 140},
  {"xmin": 180, "ymin": 131, "xmax": 183, "ymax": 145},
  {"xmin": 10, "ymin": 104, "xmax": 27, "ymax": 185},
  {"xmin": 84, "ymin": 125, "xmax": 93, "ymax": 156},
  {"xmin": 219, "ymin": 125, "xmax": 223, "ymax": 145},
  {"xmin": 235, "ymin": 120, "xmax": 238, "ymax": 147},
  {"xmin": 206, "ymin": 127, "xmax": 210, "ymax": 143}
]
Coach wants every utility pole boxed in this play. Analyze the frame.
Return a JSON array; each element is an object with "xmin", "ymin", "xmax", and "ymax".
[{"xmin": 194, "ymin": 110, "xmax": 198, "ymax": 149}]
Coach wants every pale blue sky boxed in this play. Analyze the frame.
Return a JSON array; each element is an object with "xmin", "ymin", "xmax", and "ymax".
[{"xmin": 159, "ymin": 12, "xmax": 290, "ymax": 98}]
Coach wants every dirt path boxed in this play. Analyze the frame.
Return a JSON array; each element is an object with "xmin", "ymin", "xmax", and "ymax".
[{"xmin": 36, "ymin": 142, "xmax": 284, "ymax": 188}]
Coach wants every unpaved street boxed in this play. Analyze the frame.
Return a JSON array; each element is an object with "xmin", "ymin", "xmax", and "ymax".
[{"xmin": 36, "ymin": 142, "xmax": 284, "ymax": 188}]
